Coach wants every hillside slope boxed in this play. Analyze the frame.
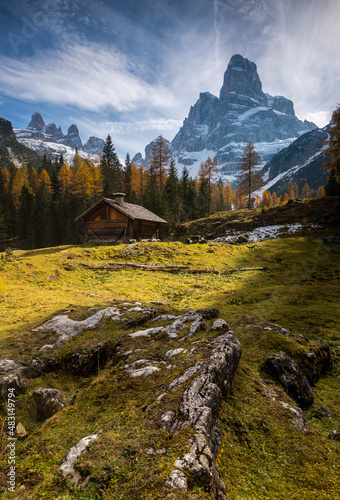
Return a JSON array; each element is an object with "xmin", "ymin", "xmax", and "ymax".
[
  {"xmin": 0, "ymin": 117, "xmax": 42, "ymax": 171},
  {"xmin": 0, "ymin": 232, "xmax": 339, "ymax": 499}
]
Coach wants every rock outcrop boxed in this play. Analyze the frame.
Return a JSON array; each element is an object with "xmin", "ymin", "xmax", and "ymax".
[
  {"xmin": 59, "ymin": 434, "xmax": 98, "ymax": 485},
  {"xmin": 14, "ymin": 112, "xmax": 105, "ymax": 162},
  {"xmin": 264, "ymin": 351, "xmax": 314, "ymax": 408},
  {"xmin": 32, "ymin": 388, "xmax": 67, "ymax": 421},
  {"xmin": 165, "ymin": 327, "xmax": 242, "ymax": 499}
]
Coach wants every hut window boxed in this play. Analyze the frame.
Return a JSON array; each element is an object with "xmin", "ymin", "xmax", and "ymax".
[{"xmin": 100, "ymin": 210, "xmax": 107, "ymax": 220}]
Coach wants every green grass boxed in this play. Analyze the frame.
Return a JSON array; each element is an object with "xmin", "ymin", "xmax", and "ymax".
[{"xmin": 0, "ymin": 236, "xmax": 339, "ymax": 499}]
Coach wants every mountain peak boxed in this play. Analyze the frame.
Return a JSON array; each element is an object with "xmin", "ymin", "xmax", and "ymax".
[
  {"xmin": 28, "ymin": 112, "xmax": 45, "ymax": 132},
  {"xmin": 219, "ymin": 54, "xmax": 266, "ymax": 105}
]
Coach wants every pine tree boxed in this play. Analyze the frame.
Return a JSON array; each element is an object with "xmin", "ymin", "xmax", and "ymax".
[
  {"xmin": 35, "ymin": 170, "xmax": 53, "ymax": 247},
  {"xmin": 144, "ymin": 164, "xmax": 162, "ymax": 216},
  {"xmin": 18, "ymin": 184, "xmax": 35, "ymax": 248},
  {"xmin": 100, "ymin": 135, "xmax": 122, "ymax": 196},
  {"xmin": 0, "ymin": 168, "xmax": 9, "ymax": 238},
  {"xmin": 325, "ymin": 104, "xmax": 340, "ymax": 195},
  {"xmin": 197, "ymin": 177, "xmax": 210, "ymax": 217},
  {"xmin": 237, "ymin": 141, "xmax": 263, "ymax": 208},
  {"xmin": 124, "ymin": 153, "xmax": 133, "ymax": 202},
  {"xmin": 215, "ymin": 179, "xmax": 225, "ymax": 212},
  {"xmin": 149, "ymin": 136, "xmax": 172, "ymax": 191},
  {"xmin": 164, "ymin": 159, "xmax": 179, "ymax": 222},
  {"xmin": 179, "ymin": 167, "xmax": 199, "ymax": 221}
]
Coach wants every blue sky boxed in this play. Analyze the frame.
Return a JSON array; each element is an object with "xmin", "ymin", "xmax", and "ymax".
[{"xmin": 0, "ymin": 0, "xmax": 339, "ymax": 158}]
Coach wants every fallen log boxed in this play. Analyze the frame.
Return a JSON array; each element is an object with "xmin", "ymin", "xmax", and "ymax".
[
  {"xmin": 224, "ymin": 266, "xmax": 267, "ymax": 273},
  {"xmin": 79, "ymin": 262, "xmax": 267, "ymax": 274}
]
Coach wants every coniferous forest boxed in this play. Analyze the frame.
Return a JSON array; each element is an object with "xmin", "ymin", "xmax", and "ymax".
[{"xmin": 1, "ymin": 122, "xmax": 338, "ymax": 250}]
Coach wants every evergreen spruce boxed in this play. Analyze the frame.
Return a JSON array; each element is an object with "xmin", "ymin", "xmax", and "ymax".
[
  {"xmin": 325, "ymin": 104, "xmax": 340, "ymax": 195},
  {"xmin": 100, "ymin": 135, "xmax": 122, "ymax": 196},
  {"xmin": 124, "ymin": 153, "xmax": 133, "ymax": 202}
]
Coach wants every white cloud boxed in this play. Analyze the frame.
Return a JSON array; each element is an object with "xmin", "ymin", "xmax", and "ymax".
[
  {"xmin": 77, "ymin": 117, "xmax": 183, "ymax": 157},
  {"xmin": 0, "ymin": 42, "xmax": 177, "ymax": 113}
]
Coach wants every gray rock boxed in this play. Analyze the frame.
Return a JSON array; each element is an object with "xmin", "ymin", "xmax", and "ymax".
[
  {"xmin": 169, "ymin": 364, "xmax": 201, "ymax": 391},
  {"xmin": 211, "ymin": 319, "xmax": 229, "ymax": 331},
  {"xmin": 0, "ymin": 373, "xmax": 29, "ymax": 396},
  {"xmin": 36, "ymin": 307, "xmax": 121, "ymax": 342},
  {"xmin": 188, "ymin": 317, "xmax": 206, "ymax": 336},
  {"xmin": 166, "ymin": 329, "xmax": 241, "ymax": 499},
  {"xmin": 32, "ymin": 388, "xmax": 67, "ymax": 421},
  {"xmin": 0, "ymin": 359, "xmax": 21, "ymax": 373},
  {"xmin": 165, "ymin": 348, "xmax": 186, "ymax": 359},
  {"xmin": 165, "ymin": 469, "xmax": 188, "ymax": 490},
  {"xmin": 59, "ymin": 434, "xmax": 98, "ymax": 485},
  {"xmin": 196, "ymin": 308, "xmax": 220, "ymax": 319},
  {"xmin": 129, "ymin": 326, "xmax": 164, "ymax": 338},
  {"xmin": 264, "ymin": 351, "xmax": 314, "ymax": 407},
  {"xmin": 161, "ymin": 410, "xmax": 176, "ymax": 432},
  {"xmin": 279, "ymin": 401, "xmax": 311, "ymax": 433},
  {"xmin": 128, "ymin": 366, "xmax": 160, "ymax": 378},
  {"xmin": 318, "ymin": 407, "xmax": 333, "ymax": 419},
  {"xmin": 328, "ymin": 430, "xmax": 340, "ymax": 441}
]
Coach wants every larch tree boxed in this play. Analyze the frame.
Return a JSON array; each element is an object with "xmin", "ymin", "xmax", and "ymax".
[
  {"xmin": 237, "ymin": 141, "xmax": 263, "ymax": 208},
  {"xmin": 198, "ymin": 157, "xmax": 219, "ymax": 215},
  {"xmin": 316, "ymin": 186, "xmax": 326, "ymax": 198},
  {"xmin": 149, "ymin": 136, "xmax": 172, "ymax": 191},
  {"xmin": 224, "ymin": 181, "xmax": 233, "ymax": 210},
  {"xmin": 301, "ymin": 183, "xmax": 311, "ymax": 199}
]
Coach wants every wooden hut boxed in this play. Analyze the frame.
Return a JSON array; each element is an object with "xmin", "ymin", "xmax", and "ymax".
[{"xmin": 75, "ymin": 193, "xmax": 168, "ymax": 243}]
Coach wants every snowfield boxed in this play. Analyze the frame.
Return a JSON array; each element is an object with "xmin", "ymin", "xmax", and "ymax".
[{"xmin": 214, "ymin": 223, "xmax": 322, "ymax": 243}]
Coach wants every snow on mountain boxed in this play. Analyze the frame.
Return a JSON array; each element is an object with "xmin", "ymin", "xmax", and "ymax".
[
  {"xmin": 14, "ymin": 113, "xmax": 104, "ymax": 163},
  {"xmin": 14, "ymin": 130, "xmax": 100, "ymax": 164},
  {"xmin": 255, "ymin": 125, "xmax": 329, "ymax": 195},
  {"xmin": 165, "ymin": 54, "xmax": 317, "ymax": 185}
]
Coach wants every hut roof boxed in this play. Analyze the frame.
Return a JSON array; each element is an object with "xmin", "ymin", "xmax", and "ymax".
[{"xmin": 75, "ymin": 197, "xmax": 168, "ymax": 224}]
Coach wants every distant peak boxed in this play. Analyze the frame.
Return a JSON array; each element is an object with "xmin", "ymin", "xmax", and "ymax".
[
  {"xmin": 227, "ymin": 54, "xmax": 256, "ymax": 71},
  {"xmin": 28, "ymin": 112, "xmax": 45, "ymax": 131},
  {"xmin": 220, "ymin": 54, "xmax": 266, "ymax": 104},
  {"xmin": 67, "ymin": 124, "xmax": 79, "ymax": 135}
]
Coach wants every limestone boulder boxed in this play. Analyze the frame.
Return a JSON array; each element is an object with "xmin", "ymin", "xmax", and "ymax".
[
  {"xmin": 264, "ymin": 351, "xmax": 314, "ymax": 407},
  {"xmin": 32, "ymin": 388, "xmax": 67, "ymax": 421}
]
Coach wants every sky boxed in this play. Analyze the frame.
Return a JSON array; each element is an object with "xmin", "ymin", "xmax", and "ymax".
[{"xmin": 0, "ymin": 0, "xmax": 339, "ymax": 159}]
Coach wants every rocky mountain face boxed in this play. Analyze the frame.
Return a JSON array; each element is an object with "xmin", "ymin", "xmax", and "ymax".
[
  {"xmin": 15, "ymin": 113, "xmax": 105, "ymax": 160},
  {"xmin": 261, "ymin": 125, "xmax": 329, "ymax": 195},
  {"xmin": 166, "ymin": 54, "xmax": 317, "ymax": 183},
  {"xmin": 0, "ymin": 116, "xmax": 43, "ymax": 170}
]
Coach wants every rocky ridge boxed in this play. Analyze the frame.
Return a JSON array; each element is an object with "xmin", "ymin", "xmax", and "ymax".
[{"xmin": 14, "ymin": 112, "xmax": 105, "ymax": 162}]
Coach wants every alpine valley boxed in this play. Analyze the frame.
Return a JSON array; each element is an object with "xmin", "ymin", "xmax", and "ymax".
[{"xmin": 2, "ymin": 54, "xmax": 331, "ymax": 195}]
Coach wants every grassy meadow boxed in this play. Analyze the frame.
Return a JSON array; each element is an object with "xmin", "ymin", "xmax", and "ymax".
[{"xmin": 0, "ymin": 234, "xmax": 339, "ymax": 499}]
